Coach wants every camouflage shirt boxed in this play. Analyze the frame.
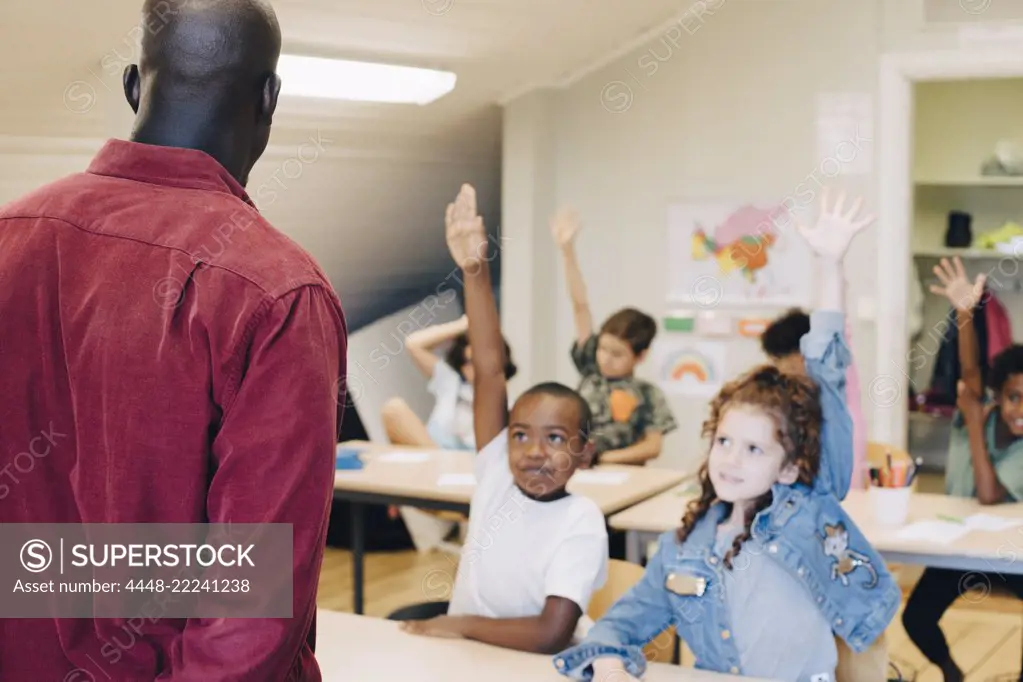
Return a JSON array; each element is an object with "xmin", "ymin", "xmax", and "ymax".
[{"xmin": 571, "ymin": 335, "xmax": 678, "ymax": 459}]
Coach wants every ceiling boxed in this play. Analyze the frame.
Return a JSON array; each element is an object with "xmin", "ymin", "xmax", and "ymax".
[{"xmin": 0, "ymin": 0, "xmax": 687, "ymax": 139}]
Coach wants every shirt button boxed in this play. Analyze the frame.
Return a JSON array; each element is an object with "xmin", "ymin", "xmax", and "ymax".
[
  {"xmin": 817, "ymin": 596, "xmax": 824, "ymax": 604},
  {"xmin": 709, "ymin": 556, "xmax": 718, "ymax": 565},
  {"xmin": 835, "ymin": 618, "xmax": 843, "ymax": 626},
  {"xmin": 721, "ymin": 630, "xmax": 731, "ymax": 640},
  {"xmin": 797, "ymin": 567, "xmax": 805, "ymax": 576},
  {"xmin": 768, "ymin": 544, "xmax": 778, "ymax": 553},
  {"xmin": 555, "ymin": 659, "xmax": 565, "ymax": 669},
  {"xmin": 730, "ymin": 667, "xmax": 740, "ymax": 674}
]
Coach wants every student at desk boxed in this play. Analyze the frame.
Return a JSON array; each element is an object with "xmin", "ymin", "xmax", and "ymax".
[
  {"xmin": 553, "ymin": 191, "xmax": 900, "ymax": 681},
  {"xmin": 396, "ymin": 184, "xmax": 608, "ymax": 654},
  {"xmin": 902, "ymin": 257, "xmax": 1023, "ymax": 682}
]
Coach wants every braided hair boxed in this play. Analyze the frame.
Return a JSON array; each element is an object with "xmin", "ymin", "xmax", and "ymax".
[{"xmin": 676, "ymin": 365, "xmax": 823, "ymax": 568}]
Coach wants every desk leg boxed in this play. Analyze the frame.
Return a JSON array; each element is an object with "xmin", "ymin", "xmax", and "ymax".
[
  {"xmin": 351, "ymin": 501, "xmax": 365, "ymax": 615},
  {"xmin": 625, "ymin": 530, "xmax": 641, "ymax": 564}
]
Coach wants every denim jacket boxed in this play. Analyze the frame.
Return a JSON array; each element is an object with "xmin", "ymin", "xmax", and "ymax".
[{"xmin": 553, "ymin": 311, "xmax": 901, "ymax": 679}]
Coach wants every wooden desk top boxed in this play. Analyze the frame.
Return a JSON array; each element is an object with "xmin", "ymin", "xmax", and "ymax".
[
  {"xmin": 334, "ymin": 440, "xmax": 687, "ymax": 516},
  {"xmin": 609, "ymin": 485, "xmax": 1023, "ymax": 563},
  {"xmin": 607, "ymin": 479, "xmax": 701, "ymax": 532},
  {"xmin": 842, "ymin": 490, "xmax": 1023, "ymax": 562},
  {"xmin": 314, "ymin": 609, "xmax": 770, "ymax": 681}
]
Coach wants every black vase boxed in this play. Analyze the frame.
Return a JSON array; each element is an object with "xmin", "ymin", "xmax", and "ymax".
[{"xmin": 945, "ymin": 211, "xmax": 972, "ymax": 248}]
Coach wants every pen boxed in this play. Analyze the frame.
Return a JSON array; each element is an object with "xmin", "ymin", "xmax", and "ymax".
[
  {"xmin": 937, "ymin": 514, "xmax": 964, "ymax": 524},
  {"xmin": 906, "ymin": 457, "xmax": 923, "ymax": 487}
]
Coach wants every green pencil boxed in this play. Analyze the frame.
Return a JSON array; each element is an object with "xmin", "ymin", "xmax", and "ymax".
[{"xmin": 937, "ymin": 514, "xmax": 964, "ymax": 524}]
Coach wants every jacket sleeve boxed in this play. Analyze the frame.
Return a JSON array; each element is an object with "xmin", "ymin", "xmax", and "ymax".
[
  {"xmin": 552, "ymin": 534, "xmax": 677, "ymax": 680},
  {"xmin": 801, "ymin": 310, "xmax": 854, "ymax": 500}
]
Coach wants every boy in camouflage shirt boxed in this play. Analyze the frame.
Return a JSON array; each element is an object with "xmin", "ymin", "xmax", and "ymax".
[{"xmin": 552, "ymin": 209, "xmax": 678, "ymax": 464}]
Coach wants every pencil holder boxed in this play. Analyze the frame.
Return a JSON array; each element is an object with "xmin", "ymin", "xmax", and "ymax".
[{"xmin": 869, "ymin": 486, "xmax": 912, "ymax": 526}]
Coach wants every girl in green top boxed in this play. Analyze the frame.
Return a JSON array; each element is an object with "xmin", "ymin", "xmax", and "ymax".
[{"xmin": 903, "ymin": 257, "xmax": 1023, "ymax": 682}]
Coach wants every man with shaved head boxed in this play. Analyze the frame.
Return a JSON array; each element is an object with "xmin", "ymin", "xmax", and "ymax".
[{"xmin": 0, "ymin": 0, "xmax": 345, "ymax": 679}]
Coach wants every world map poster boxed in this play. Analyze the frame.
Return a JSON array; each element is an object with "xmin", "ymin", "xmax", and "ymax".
[{"xmin": 666, "ymin": 202, "xmax": 812, "ymax": 307}]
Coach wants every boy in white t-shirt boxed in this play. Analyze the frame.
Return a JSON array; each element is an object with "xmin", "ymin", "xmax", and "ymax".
[{"xmin": 399, "ymin": 184, "xmax": 609, "ymax": 654}]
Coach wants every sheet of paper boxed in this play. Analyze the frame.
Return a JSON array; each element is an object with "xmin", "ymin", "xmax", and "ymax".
[
  {"xmin": 376, "ymin": 451, "xmax": 431, "ymax": 464},
  {"xmin": 964, "ymin": 513, "xmax": 1023, "ymax": 532},
  {"xmin": 816, "ymin": 92, "xmax": 873, "ymax": 176},
  {"xmin": 572, "ymin": 471, "xmax": 630, "ymax": 486},
  {"xmin": 894, "ymin": 520, "xmax": 971, "ymax": 545},
  {"xmin": 437, "ymin": 473, "xmax": 476, "ymax": 487}
]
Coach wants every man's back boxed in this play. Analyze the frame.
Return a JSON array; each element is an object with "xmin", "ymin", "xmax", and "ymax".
[{"xmin": 0, "ymin": 140, "xmax": 346, "ymax": 681}]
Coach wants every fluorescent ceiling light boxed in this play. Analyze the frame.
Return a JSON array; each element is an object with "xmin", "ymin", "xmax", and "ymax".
[{"xmin": 276, "ymin": 55, "xmax": 456, "ymax": 105}]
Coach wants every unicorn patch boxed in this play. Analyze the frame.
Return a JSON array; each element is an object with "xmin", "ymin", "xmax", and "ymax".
[{"xmin": 821, "ymin": 521, "xmax": 878, "ymax": 588}]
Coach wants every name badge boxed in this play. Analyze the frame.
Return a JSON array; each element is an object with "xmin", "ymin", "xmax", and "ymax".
[{"xmin": 665, "ymin": 572, "xmax": 706, "ymax": 596}]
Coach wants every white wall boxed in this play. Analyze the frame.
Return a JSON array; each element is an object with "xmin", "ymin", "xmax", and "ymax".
[{"xmin": 501, "ymin": 0, "xmax": 977, "ymax": 473}]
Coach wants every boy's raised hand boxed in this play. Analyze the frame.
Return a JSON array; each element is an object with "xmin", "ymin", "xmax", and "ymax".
[
  {"xmin": 795, "ymin": 188, "xmax": 874, "ymax": 261},
  {"xmin": 446, "ymin": 183, "xmax": 488, "ymax": 271},
  {"xmin": 550, "ymin": 207, "xmax": 581, "ymax": 249},
  {"xmin": 930, "ymin": 256, "xmax": 986, "ymax": 313}
]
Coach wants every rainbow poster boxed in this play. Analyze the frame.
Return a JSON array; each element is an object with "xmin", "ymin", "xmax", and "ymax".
[{"xmin": 652, "ymin": 339, "xmax": 726, "ymax": 397}]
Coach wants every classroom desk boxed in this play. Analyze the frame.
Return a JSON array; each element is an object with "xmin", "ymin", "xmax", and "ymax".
[
  {"xmin": 334, "ymin": 440, "xmax": 688, "ymax": 614},
  {"xmin": 609, "ymin": 486, "xmax": 1023, "ymax": 574},
  {"xmin": 314, "ymin": 609, "xmax": 773, "ymax": 681}
]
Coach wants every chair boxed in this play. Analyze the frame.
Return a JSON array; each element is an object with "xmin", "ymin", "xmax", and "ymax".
[
  {"xmin": 835, "ymin": 633, "xmax": 892, "ymax": 682},
  {"xmin": 586, "ymin": 559, "xmax": 679, "ymax": 664}
]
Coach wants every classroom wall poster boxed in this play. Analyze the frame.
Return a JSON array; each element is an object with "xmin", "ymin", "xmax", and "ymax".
[
  {"xmin": 652, "ymin": 338, "xmax": 727, "ymax": 398},
  {"xmin": 666, "ymin": 202, "xmax": 812, "ymax": 308}
]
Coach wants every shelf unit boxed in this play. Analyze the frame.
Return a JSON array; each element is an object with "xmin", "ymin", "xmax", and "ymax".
[
  {"xmin": 916, "ymin": 177, "xmax": 1023, "ymax": 187},
  {"xmin": 912, "ymin": 247, "xmax": 1023, "ymax": 259},
  {"xmin": 905, "ymin": 79, "xmax": 1023, "ymax": 468}
]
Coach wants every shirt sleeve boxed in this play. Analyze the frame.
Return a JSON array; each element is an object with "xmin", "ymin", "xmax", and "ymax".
[
  {"xmin": 801, "ymin": 310, "xmax": 854, "ymax": 500},
  {"xmin": 995, "ymin": 441, "xmax": 1023, "ymax": 501},
  {"xmin": 553, "ymin": 532, "xmax": 678, "ymax": 681},
  {"xmin": 544, "ymin": 510, "xmax": 609, "ymax": 612},
  {"xmin": 427, "ymin": 358, "xmax": 462, "ymax": 398},
  {"xmin": 169, "ymin": 285, "xmax": 346, "ymax": 681},
  {"xmin": 570, "ymin": 334, "xmax": 600, "ymax": 376},
  {"xmin": 474, "ymin": 428, "xmax": 509, "ymax": 480},
  {"xmin": 641, "ymin": 384, "xmax": 678, "ymax": 436}
]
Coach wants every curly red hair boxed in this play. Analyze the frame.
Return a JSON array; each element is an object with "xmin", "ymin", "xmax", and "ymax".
[{"xmin": 676, "ymin": 365, "xmax": 823, "ymax": 568}]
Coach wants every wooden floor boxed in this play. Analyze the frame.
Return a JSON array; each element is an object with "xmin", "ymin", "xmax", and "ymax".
[{"xmin": 317, "ymin": 545, "xmax": 1022, "ymax": 681}]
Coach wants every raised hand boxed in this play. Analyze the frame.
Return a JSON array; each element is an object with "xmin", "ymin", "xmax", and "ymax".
[
  {"xmin": 445, "ymin": 183, "xmax": 488, "ymax": 271},
  {"xmin": 930, "ymin": 256, "xmax": 986, "ymax": 313},
  {"xmin": 550, "ymin": 207, "xmax": 581, "ymax": 249},
  {"xmin": 795, "ymin": 188, "xmax": 875, "ymax": 261}
]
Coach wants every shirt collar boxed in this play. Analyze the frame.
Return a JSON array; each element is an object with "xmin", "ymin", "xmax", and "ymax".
[{"xmin": 86, "ymin": 139, "xmax": 255, "ymax": 208}]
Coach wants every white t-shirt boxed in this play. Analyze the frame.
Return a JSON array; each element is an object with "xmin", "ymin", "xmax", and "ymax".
[
  {"xmin": 425, "ymin": 361, "xmax": 476, "ymax": 450},
  {"xmin": 447, "ymin": 430, "xmax": 609, "ymax": 619}
]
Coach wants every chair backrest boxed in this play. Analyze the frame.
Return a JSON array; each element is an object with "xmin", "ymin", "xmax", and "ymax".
[
  {"xmin": 587, "ymin": 559, "xmax": 678, "ymax": 664},
  {"xmin": 835, "ymin": 633, "xmax": 890, "ymax": 682}
]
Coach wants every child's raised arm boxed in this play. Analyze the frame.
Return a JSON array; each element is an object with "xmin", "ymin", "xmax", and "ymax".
[
  {"xmin": 930, "ymin": 258, "xmax": 1009, "ymax": 503},
  {"xmin": 795, "ymin": 189, "xmax": 873, "ymax": 499},
  {"xmin": 404, "ymin": 315, "xmax": 469, "ymax": 379},
  {"xmin": 445, "ymin": 184, "xmax": 507, "ymax": 449},
  {"xmin": 551, "ymin": 208, "xmax": 594, "ymax": 347},
  {"xmin": 930, "ymin": 256, "xmax": 987, "ymax": 399}
]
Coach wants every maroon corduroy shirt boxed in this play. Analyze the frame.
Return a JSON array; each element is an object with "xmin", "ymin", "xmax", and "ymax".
[{"xmin": 0, "ymin": 140, "xmax": 346, "ymax": 681}]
